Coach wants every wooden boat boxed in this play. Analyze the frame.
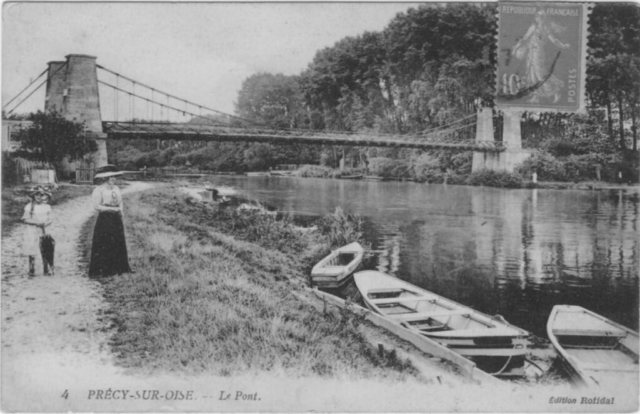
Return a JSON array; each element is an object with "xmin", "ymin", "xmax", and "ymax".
[
  {"xmin": 354, "ymin": 270, "xmax": 529, "ymax": 376},
  {"xmin": 340, "ymin": 174, "xmax": 363, "ymax": 180},
  {"xmin": 547, "ymin": 305, "xmax": 639, "ymax": 387},
  {"xmin": 270, "ymin": 170, "xmax": 292, "ymax": 177},
  {"xmin": 311, "ymin": 242, "xmax": 364, "ymax": 289},
  {"xmin": 246, "ymin": 172, "xmax": 271, "ymax": 177}
]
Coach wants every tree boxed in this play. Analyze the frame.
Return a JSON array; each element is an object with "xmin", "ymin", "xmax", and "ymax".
[
  {"xmin": 587, "ymin": 3, "xmax": 640, "ymax": 149},
  {"xmin": 235, "ymin": 73, "xmax": 305, "ymax": 129},
  {"xmin": 301, "ymin": 32, "xmax": 393, "ymax": 132},
  {"xmin": 14, "ymin": 111, "xmax": 98, "ymax": 170}
]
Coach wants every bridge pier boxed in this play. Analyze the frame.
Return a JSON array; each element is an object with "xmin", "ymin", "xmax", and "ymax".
[
  {"xmin": 45, "ymin": 54, "xmax": 108, "ymax": 167},
  {"xmin": 471, "ymin": 108, "xmax": 532, "ymax": 173}
]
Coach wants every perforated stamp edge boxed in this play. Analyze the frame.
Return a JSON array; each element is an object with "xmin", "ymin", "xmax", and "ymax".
[{"xmin": 494, "ymin": 2, "xmax": 593, "ymax": 114}]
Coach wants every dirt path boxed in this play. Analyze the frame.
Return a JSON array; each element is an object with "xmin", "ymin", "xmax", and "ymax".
[{"xmin": 1, "ymin": 182, "xmax": 155, "ymax": 406}]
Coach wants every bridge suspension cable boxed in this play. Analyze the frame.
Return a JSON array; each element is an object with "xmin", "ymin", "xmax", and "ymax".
[
  {"xmin": 97, "ymin": 80, "xmax": 232, "ymax": 126},
  {"xmin": 4, "ymin": 63, "xmax": 69, "ymax": 115},
  {"xmin": 96, "ymin": 64, "xmax": 482, "ymax": 146},
  {"xmin": 96, "ymin": 65, "xmax": 264, "ymax": 127},
  {"xmin": 2, "ymin": 67, "xmax": 48, "ymax": 111}
]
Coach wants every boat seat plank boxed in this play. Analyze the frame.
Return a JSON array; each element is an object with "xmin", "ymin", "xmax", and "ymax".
[
  {"xmin": 370, "ymin": 296, "xmax": 448, "ymax": 306},
  {"xmin": 553, "ymin": 329, "xmax": 627, "ymax": 338},
  {"xmin": 425, "ymin": 327, "xmax": 525, "ymax": 338},
  {"xmin": 389, "ymin": 309, "xmax": 471, "ymax": 321}
]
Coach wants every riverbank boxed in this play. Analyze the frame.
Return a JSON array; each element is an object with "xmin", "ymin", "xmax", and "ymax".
[
  {"xmin": 530, "ymin": 180, "xmax": 640, "ymax": 191},
  {"xmin": 84, "ymin": 185, "xmax": 574, "ymax": 386},
  {"xmin": 80, "ymin": 186, "xmax": 466, "ymax": 383},
  {"xmin": 124, "ymin": 165, "xmax": 640, "ymax": 192}
]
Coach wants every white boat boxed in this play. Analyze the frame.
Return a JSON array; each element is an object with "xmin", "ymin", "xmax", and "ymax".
[
  {"xmin": 547, "ymin": 305, "xmax": 639, "ymax": 387},
  {"xmin": 311, "ymin": 242, "xmax": 364, "ymax": 289},
  {"xmin": 354, "ymin": 270, "xmax": 529, "ymax": 376}
]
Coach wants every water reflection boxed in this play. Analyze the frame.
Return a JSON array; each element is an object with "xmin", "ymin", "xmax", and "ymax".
[{"xmin": 201, "ymin": 176, "xmax": 639, "ymax": 336}]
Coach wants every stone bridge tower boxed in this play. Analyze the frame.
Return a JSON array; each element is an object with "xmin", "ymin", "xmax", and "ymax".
[
  {"xmin": 45, "ymin": 54, "xmax": 108, "ymax": 167},
  {"xmin": 472, "ymin": 108, "xmax": 532, "ymax": 172}
]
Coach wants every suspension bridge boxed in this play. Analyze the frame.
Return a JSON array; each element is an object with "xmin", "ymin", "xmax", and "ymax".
[{"xmin": 4, "ymin": 55, "xmax": 519, "ymax": 171}]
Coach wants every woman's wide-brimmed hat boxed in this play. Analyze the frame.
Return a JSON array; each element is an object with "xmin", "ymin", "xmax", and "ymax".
[
  {"xmin": 28, "ymin": 185, "xmax": 53, "ymax": 199},
  {"xmin": 94, "ymin": 171, "xmax": 124, "ymax": 180}
]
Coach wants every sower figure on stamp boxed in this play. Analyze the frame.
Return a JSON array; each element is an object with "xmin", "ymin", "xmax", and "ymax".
[
  {"xmin": 21, "ymin": 186, "xmax": 53, "ymax": 277},
  {"xmin": 88, "ymin": 171, "xmax": 134, "ymax": 277},
  {"xmin": 512, "ymin": 10, "xmax": 570, "ymax": 104}
]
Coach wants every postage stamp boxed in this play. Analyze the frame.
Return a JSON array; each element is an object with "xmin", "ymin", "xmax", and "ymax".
[{"xmin": 495, "ymin": 2, "xmax": 591, "ymax": 113}]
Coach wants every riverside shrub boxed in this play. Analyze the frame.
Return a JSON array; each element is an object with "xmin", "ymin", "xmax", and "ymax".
[
  {"xmin": 297, "ymin": 164, "xmax": 334, "ymax": 178},
  {"xmin": 466, "ymin": 169, "xmax": 523, "ymax": 188},
  {"xmin": 368, "ymin": 157, "xmax": 410, "ymax": 179},
  {"xmin": 517, "ymin": 151, "xmax": 623, "ymax": 182}
]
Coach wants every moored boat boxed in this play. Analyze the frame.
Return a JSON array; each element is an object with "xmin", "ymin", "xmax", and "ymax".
[
  {"xmin": 340, "ymin": 174, "xmax": 363, "ymax": 180},
  {"xmin": 354, "ymin": 270, "xmax": 529, "ymax": 376},
  {"xmin": 311, "ymin": 242, "xmax": 364, "ymax": 289},
  {"xmin": 270, "ymin": 170, "xmax": 292, "ymax": 177},
  {"xmin": 547, "ymin": 305, "xmax": 639, "ymax": 387}
]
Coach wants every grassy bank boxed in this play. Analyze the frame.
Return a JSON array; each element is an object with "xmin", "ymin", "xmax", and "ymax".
[
  {"xmin": 84, "ymin": 187, "xmax": 422, "ymax": 380},
  {"xmin": 2, "ymin": 183, "xmax": 92, "ymax": 238}
]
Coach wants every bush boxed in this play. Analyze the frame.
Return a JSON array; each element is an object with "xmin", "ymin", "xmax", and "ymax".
[
  {"xmin": 296, "ymin": 164, "xmax": 334, "ymax": 178},
  {"xmin": 170, "ymin": 153, "xmax": 189, "ymax": 167},
  {"xmin": 412, "ymin": 153, "xmax": 443, "ymax": 183},
  {"xmin": 368, "ymin": 157, "xmax": 410, "ymax": 178},
  {"xmin": 517, "ymin": 152, "xmax": 568, "ymax": 181},
  {"xmin": 466, "ymin": 169, "xmax": 523, "ymax": 188},
  {"xmin": 517, "ymin": 151, "xmax": 624, "ymax": 182},
  {"xmin": 316, "ymin": 207, "xmax": 366, "ymax": 249}
]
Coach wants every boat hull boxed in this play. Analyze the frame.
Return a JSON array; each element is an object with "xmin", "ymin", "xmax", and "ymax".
[
  {"xmin": 311, "ymin": 242, "xmax": 364, "ymax": 288},
  {"xmin": 356, "ymin": 270, "xmax": 529, "ymax": 376},
  {"xmin": 547, "ymin": 305, "xmax": 639, "ymax": 387}
]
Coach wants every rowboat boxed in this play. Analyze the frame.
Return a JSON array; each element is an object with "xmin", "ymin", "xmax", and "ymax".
[
  {"xmin": 354, "ymin": 270, "xmax": 529, "ymax": 376},
  {"xmin": 547, "ymin": 305, "xmax": 639, "ymax": 387},
  {"xmin": 311, "ymin": 242, "xmax": 364, "ymax": 288},
  {"xmin": 340, "ymin": 174, "xmax": 363, "ymax": 180},
  {"xmin": 270, "ymin": 171, "xmax": 292, "ymax": 177}
]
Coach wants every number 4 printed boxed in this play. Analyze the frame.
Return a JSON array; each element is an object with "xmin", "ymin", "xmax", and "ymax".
[{"xmin": 61, "ymin": 390, "xmax": 69, "ymax": 400}]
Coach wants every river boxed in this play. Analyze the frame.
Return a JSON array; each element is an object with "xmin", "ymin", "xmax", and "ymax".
[{"xmin": 198, "ymin": 175, "xmax": 639, "ymax": 337}]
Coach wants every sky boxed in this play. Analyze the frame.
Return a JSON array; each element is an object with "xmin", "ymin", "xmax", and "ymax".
[{"xmin": 2, "ymin": 2, "xmax": 419, "ymax": 119}]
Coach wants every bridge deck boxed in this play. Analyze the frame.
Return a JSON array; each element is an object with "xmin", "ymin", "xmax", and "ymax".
[{"xmin": 102, "ymin": 122, "xmax": 506, "ymax": 152}]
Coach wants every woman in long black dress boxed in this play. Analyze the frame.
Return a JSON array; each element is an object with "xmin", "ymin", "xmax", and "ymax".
[{"xmin": 89, "ymin": 171, "xmax": 132, "ymax": 277}]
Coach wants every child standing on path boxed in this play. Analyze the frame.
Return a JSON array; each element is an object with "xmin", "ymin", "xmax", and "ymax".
[{"xmin": 21, "ymin": 186, "xmax": 53, "ymax": 277}]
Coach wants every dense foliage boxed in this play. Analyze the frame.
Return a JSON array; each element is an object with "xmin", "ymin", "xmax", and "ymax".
[
  {"xmin": 13, "ymin": 111, "xmax": 98, "ymax": 171},
  {"xmin": 466, "ymin": 170, "xmax": 523, "ymax": 188},
  {"xmin": 107, "ymin": 3, "xmax": 638, "ymax": 183}
]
